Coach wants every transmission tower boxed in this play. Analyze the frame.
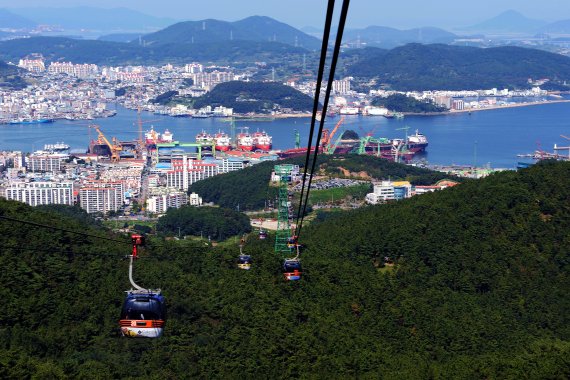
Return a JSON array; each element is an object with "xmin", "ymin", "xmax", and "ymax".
[{"xmin": 274, "ymin": 164, "xmax": 294, "ymax": 253}]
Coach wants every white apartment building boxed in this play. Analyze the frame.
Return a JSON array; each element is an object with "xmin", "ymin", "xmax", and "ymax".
[
  {"xmin": 366, "ymin": 181, "xmax": 395, "ymax": 204},
  {"xmin": 189, "ymin": 192, "xmax": 203, "ymax": 206},
  {"xmin": 48, "ymin": 62, "xmax": 99, "ymax": 78},
  {"xmin": 4, "ymin": 181, "xmax": 73, "ymax": 206},
  {"xmin": 79, "ymin": 182, "xmax": 124, "ymax": 214},
  {"xmin": 218, "ymin": 158, "xmax": 245, "ymax": 174},
  {"xmin": 27, "ymin": 154, "xmax": 66, "ymax": 173},
  {"xmin": 18, "ymin": 58, "xmax": 45, "ymax": 73},
  {"xmin": 146, "ymin": 192, "xmax": 188, "ymax": 214},
  {"xmin": 167, "ymin": 158, "xmax": 219, "ymax": 191},
  {"xmin": 184, "ymin": 63, "xmax": 204, "ymax": 73},
  {"xmin": 191, "ymin": 70, "xmax": 234, "ymax": 89},
  {"xmin": 332, "ymin": 77, "xmax": 352, "ymax": 95}
]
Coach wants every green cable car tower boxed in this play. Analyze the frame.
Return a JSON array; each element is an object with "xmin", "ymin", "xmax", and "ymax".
[{"xmin": 274, "ymin": 164, "xmax": 294, "ymax": 252}]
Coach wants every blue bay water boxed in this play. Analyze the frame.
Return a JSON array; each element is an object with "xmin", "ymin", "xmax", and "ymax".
[{"xmin": 0, "ymin": 101, "xmax": 569, "ymax": 168}]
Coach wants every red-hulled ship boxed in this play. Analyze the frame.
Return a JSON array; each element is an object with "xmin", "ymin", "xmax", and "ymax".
[
  {"xmin": 406, "ymin": 130, "xmax": 428, "ymax": 153},
  {"xmin": 214, "ymin": 131, "xmax": 231, "ymax": 151},
  {"xmin": 252, "ymin": 130, "xmax": 272, "ymax": 151},
  {"xmin": 237, "ymin": 130, "xmax": 254, "ymax": 151},
  {"xmin": 195, "ymin": 130, "xmax": 214, "ymax": 150},
  {"xmin": 145, "ymin": 127, "xmax": 173, "ymax": 149}
]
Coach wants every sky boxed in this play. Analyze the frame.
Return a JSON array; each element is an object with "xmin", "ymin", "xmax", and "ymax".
[{"xmin": 3, "ymin": 0, "xmax": 570, "ymax": 29}]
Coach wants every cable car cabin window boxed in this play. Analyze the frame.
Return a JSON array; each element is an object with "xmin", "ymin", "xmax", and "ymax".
[
  {"xmin": 120, "ymin": 297, "xmax": 165, "ymax": 320},
  {"xmin": 124, "ymin": 309, "xmax": 160, "ymax": 320},
  {"xmin": 238, "ymin": 255, "xmax": 252, "ymax": 263},
  {"xmin": 283, "ymin": 260, "xmax": 301, "ymax": 272}
]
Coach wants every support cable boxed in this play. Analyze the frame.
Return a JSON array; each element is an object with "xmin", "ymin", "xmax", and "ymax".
[
  {"xmin": 0, "ymin": 215, "xmax": 130, "ymax": 245},
  {"xmin": 295, "ymin": 0, "xmax": 337, "ymax": 229},
  {"xmin": 296, "ymin": 0, "xmax": 351, "ymax": 241}
]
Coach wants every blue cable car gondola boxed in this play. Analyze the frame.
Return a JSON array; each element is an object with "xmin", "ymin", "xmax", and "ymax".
[
  {"xmin": 119, "ymin": 291, "xmax": 166, "ymax": 338},
  {"xmin": 119, "ymin": 234, "xmax": 166, "ymax": 338},
  {"xmin": 237, "ymin": 254, "xmax": 252, "ymax": 270},
  {"xmin": 286, "ymin": 235, "xmax": 297, "ymax": 249},
  {"xmin": 283, "ymin": 258, "xmax": 302, "ymax": 281},
  {"xmin": 237, "ymin": 235, "xmax": 252, "ymax": 270}
]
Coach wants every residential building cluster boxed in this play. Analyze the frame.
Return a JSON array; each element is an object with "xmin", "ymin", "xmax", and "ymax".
[
  {"xmin": 48, "ymin": 62, "xmax": 99, "ymax": 78},
  {"xmin": 0, "ymin": 141, "xmax": 258, "ymax": 216},
  {"xmin": 8, "ymin": 54, "xmax": 556, "ymax": 124},
  {"xmin": 365, "ymin": 179, "xmax": 459, "ymax": 205}
]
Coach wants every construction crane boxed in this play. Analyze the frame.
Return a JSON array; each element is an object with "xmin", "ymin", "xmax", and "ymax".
[
  {"xmin": 90, "ymin": 124, "xmax": 123, "ymax": 162},
  {"xmin": 321, "ymin": 116, "xmax": 345, "ymax": 151}
]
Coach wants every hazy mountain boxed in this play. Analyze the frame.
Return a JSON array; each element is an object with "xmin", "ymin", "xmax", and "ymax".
[
  {"xmin": 98, "ymin": 33, "xmax": 141, "ymax": 43},
  {"xmin": 0, "ymin": 9, "xmax": 36, "ymax": 29},
  {"xmin": 343, "ymin": 26, "xmax": 456, "ymax": 48},
  {"xmin": 539, "ymin": 20, "xmax": 570, "ymax": 34},
  {"xmin": 347, "ymin": 43, "xmax": 570, "ymax": 91},
  {"xmin": 9, "ymin": 7, "xmax": 175, "ymax": 32},
  {"xmin": 462, "ymin": 10, "xmax": 547, "ymax": 34},
  {"xmin": 139, "ymin": 16, "xmax": 321, "ymax": 50}
]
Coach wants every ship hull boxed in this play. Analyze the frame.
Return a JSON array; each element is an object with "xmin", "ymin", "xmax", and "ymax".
[{"xmin": 255, "ymin": 144, "xmax": 272, "ymax": 151}]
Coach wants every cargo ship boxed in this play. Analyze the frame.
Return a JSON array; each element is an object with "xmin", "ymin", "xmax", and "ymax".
[
  {"xmin": 195, "ymin": 130, "xmax": 214, "ymax": 150},
  {"xmin": 277, "ymin": 146, "xmax": 317, "ymax": 159},
  {"xmin": 9, "ymin": 117, "xmax": 54, "ymax": 124},
  {"xmin": 237, "ymin": 129, "xmax": 254, "ymax": 151},
  {"xmin": 214, "ymin": 131, "xmax": 231, "ymax": 151},
  {"xmin": 406, "ymin": 130, "xmax": 428, "ymax": 152},
  {"xmin": 145, "ymin": 128, "xmax": 173, "ymax": 149},
  {"xmin": 44, "ymin": 142, "xmax": 70, "ymax": 153},
  {"xmin": 252, "ymin": 130, "xmax": 272, "ymax": 151}
]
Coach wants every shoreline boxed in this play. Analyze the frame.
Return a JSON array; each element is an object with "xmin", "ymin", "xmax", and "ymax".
[
  {"xmin": 404, "ymin": 99, "xmax": 570, "ymax": 117},
  {"xmin": 448, "ymin": 99, "xmax": 570, "ymax": 114},
  {"xmin": 232, "ymin": 99, "xmax": 570, "ymax": 119}
]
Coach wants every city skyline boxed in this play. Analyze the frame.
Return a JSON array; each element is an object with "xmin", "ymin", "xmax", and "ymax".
[{"xmin": 2, "ymin": 0, "xmax": 570, "ymax": 29}]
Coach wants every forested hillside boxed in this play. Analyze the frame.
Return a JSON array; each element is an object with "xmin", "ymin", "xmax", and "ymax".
[
  {"xmin": 1, "ymin": 161, "xmax": 569, "ymax": 378},
  {"xmin": 346, "ymin": 43, "xmax": 570, "ymax": 90},
  {"xmin": 191, "ymin": 81, "xmax": 315, "ymax": 113},
  {"xmin": 372, "ymin": 93, "xmax": 447, "ymax": 113},
  {"xmin": 0, "ymin": 37, "xmax": 307, "ymax": 65},
  {"xmin": 189, "ymin": 155, "xmax": 460, "ymax": 211},
  {"xmin": 0, "ymin": 60, "xmax": 27, "ymax": 90}
]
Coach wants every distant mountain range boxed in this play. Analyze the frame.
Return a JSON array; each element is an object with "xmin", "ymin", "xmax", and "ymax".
[
  {"xmin": 7, "ymin": 7, "xmax": 175, "ymax": 32},
  {"xmin": 460, "ymin": 10, "xmax": 547, "ymax": 34},
  {"xmin": 346, "ymin": 43, "xmax": 570, "ymax": 91},
  {"xmin": 0, "ymin": 9, "xmax": 36, "ymax": 29},
  {"xmin": 138, "ymin": 16, "xmax": 321, "ymax": 50},
  {"xmin": 539, "ymin": 20, "xmax": 570, "ymax": 34},
  {"xmin": 343, "ymin": 26, "xmax": 457, "ymax": 49}
]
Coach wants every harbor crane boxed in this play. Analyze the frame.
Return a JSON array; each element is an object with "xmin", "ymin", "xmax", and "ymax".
[
  {"xmin": 90, "ymin": 124, "xmax": 123, "ymax": 162},
  {"xmin": 321, "ymin": 116, "xmax": 345, "ymax": 153}
]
